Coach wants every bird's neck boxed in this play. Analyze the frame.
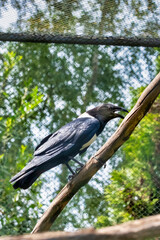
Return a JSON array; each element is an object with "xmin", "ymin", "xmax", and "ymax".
[
  {"xmin": 87, "ymin": 109, "xmax": 111, "ymax": 125},
  {"xmin": 86, "ymin": 110, "xmax": 111, "ymax": 135},
  {"xmin": 79, "ymin": 110, "xmax": 112, "ymax": 135}
]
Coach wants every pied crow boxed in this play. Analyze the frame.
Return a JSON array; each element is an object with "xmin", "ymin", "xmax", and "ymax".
[{"xmin": 10, "ymin": 103, "xmax": 128, "ymax": 189}]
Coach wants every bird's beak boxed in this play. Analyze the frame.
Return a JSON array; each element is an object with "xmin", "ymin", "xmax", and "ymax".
[{"xmin": 112, "ymin": 106, "xmax": 129, "ymax": 119}]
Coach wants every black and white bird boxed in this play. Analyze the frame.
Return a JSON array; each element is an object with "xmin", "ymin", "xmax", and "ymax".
[{"xmin": 10, "ymin": 103, "xmax": 128, "ymax": 189}]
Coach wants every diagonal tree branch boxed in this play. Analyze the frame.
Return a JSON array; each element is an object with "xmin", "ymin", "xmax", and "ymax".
[{"xmin": 32, "ymin": 72, "xmax": 160, "ymax": 234}]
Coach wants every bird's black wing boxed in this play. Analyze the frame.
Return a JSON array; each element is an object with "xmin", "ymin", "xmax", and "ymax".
[
  {"xmin": 32, "ymin": 117, "xmax": 100, "ymax": 166},
  {"xmin": 34, "ymin": 133, "xmax": 53, "ymax": 151}
]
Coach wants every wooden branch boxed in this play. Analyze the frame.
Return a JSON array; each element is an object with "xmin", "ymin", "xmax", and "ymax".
[
  {"xmin": 2, "ymin": 214, "xmax": 160, "ymax": 240},
  {"xmin": 32, "ymin": 72, "xmax": 160, "ymax": 233}
]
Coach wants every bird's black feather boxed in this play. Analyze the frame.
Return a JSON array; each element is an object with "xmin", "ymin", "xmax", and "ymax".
[{"xmin": 34, "ymin": 132, "xmax": 53, "ymax": 151}]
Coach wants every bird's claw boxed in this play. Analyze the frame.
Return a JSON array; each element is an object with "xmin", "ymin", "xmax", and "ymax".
[
  {"xmin": 68, "ymin": 175, "xmax": 74, "ymax": 180},
  {"xmin": 104, "ymin": 163, "xmax": 106, "ymax": 169},
  {"xmin": 76, "ymin": 166, "xmax": 84, "ymax": 173}
]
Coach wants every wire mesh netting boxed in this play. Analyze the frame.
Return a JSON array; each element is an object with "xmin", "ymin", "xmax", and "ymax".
[
  {"xmin": 0, "ymin": 0, "xmax": 160, "ymax": 237},
  {"xmin": 0, "ymin": 0, "xmax": 160, "ymax": 45}
]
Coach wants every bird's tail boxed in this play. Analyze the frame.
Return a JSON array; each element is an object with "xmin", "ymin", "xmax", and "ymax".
[{"xmin": 10, "ymin": 167, "xmax": 41, "ymax": 190}]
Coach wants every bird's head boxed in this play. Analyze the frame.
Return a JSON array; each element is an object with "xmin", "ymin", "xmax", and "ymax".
[{"xmin": 87, "ymin": 103, "xmax": 128, "ymax": 123}]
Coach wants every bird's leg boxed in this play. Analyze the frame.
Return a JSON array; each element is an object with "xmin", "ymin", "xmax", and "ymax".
[
  {"xmin": 65, "ymin": 162, "xmax": 75, "ymax": 180},
  {"xmin": 72, "ymin": 158, "xmax": 84, "ymax": 172},
  {"xmin": 72, "ymin": 158, "xmax": 84, "ymax": 167}
]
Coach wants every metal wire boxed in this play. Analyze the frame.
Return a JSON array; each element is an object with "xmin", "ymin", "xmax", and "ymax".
[{"xmin": 0, "ymin": 32, "xmax": 160, "ymax": 47}]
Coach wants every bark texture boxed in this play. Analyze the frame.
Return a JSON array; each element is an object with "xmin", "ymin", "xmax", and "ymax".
[{"xmin": 2, "ymin": 214, "xmax": 160, "ymax": 240}]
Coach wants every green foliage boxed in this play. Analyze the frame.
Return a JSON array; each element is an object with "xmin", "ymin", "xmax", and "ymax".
[
  {"xmin": 155, "ymin": 47, "xmax": 160, "ymax": 73},
  {"xmin": 0, "ymin": 51, "xmax": 44, "ymax": 235},
  {"xmin": 7, "ymin": 43, "xmax": 125, "ymax": 115},
  {"xmin": 96, "ymin": 163, "xmax": 158, "ymax": 228},
  {"xmin": 95, "ymin": 91, "xmax": 160, "ymax": 228}
]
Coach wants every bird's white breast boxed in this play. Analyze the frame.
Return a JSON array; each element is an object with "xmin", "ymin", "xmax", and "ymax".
[{"xmin": 80, "ymin": 134, "xmax": 97, "ymax": 151}]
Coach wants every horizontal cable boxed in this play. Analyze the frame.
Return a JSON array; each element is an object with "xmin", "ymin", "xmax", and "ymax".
[{"xmin": 0, "ymin": 32, "xmax": 160, "ymax": 47}]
